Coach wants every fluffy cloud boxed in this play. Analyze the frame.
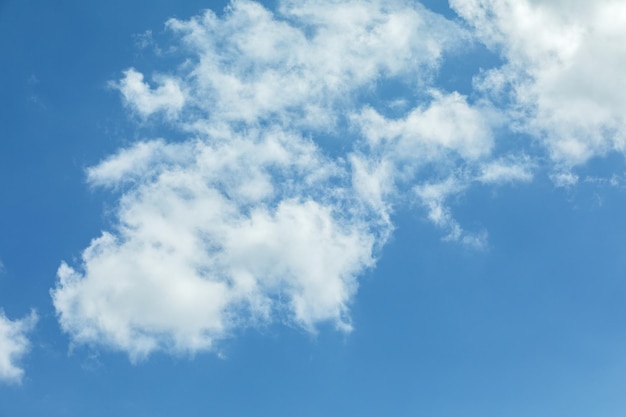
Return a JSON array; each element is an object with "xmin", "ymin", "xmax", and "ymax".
[
  {"xmin": 0, "ymin": 310, "xmax": 37, "ymax": 384},
  {"xmin": 451, "ymin": 0, "xmax": 626, "ymax": 166},
  {"xmin": 53, "ymin": 129, "xmax": 381, "ymax": 359},
  {"xmin": 54, "ymin": 0, "xmax": 537, "ymax": 359}
]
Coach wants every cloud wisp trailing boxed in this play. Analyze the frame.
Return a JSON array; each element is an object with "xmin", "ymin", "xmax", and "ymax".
[{"xmin": 51, "ymin": 0, "xmax": 624, "ymax": 360}]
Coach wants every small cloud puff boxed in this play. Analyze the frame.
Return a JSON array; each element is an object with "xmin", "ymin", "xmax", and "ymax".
[
  {"xmin": 113, "ymin": 69, "xmax": 186, "ymax": 119},
  {"xmin": 0, "ymin": 310, "xmax": 37, "ymax": 384}
]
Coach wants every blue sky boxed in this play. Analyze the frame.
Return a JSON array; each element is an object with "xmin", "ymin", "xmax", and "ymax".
[{"xmin": 2, "ymin": 0, "xmax": 626, "ymax": 415}]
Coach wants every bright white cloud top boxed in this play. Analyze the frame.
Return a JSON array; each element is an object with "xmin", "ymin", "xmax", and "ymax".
[
  {"xmin": 0, "ymin": 310, "xmax": 36, "ymax": 384},
  {"xmin": 451, "ymin": 0, "xmax": 626, "ymax": 166},
  {"xmin": 49, "ymin": 0, "xmax": 626, "ymax": 360}
]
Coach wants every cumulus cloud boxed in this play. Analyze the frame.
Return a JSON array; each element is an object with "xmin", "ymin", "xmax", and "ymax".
[
  {"xmin": 54, "ymin": 129, "xmax": 382, "ymax": 359},
  {"xmin": 0, "ymin": 310, "xmax": 37, "ymax": 384},
  {"xmin": 451, "ymin": 0, "xmax": 626, "ymax": 166},
  {"xmin": 54, "ymin": 0, "xmax": 540, "ymax": 359}
]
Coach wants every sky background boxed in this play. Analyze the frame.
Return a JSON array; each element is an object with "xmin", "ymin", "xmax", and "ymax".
[{"xmin": 2, "ymin": 0, "xmax": 626, "ymax": 416}]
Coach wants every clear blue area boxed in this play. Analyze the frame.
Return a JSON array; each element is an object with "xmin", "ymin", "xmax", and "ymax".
[{"xmin": 2, "ymin": 1, "xmax": 626, "ymax": 416}]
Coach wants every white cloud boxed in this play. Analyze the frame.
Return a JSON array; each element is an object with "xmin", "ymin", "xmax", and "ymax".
[
  {"xmin": 86, "ymin": 139, "xmax": 192, "ymax": 188},
  {"xmin": 349, "ymin": 90, "xmax": 499, "ymax": 247},
  {"xmin": 451, "ymin": 0, "xmax": 626, "ymax": 166},
  {"xmin": 414, "ymin": 175, "xmax": 487, "ymax": 249},
  {"xmin": 0, "ymin": 310, "xmax": 37, "ymax": 384},
  {"xmin": 550, "ymin": 171, "xmax": 579, "ymax": 188},
  {"xmin": 353, "ymin": 91, "xmax": 493, "ymax": 162},
  {"xmin": 114, "ymin": 68, "xmax": 186, "ymax": 119},
  {"xmin": 55, "ymin": 0, "xmax": 551, "ymax": 359},
  {"xmin": 349, "ymin": 154, "xmax": 395, "ymax": 225},
  {"xmin": 122, "ymin": 0, "xmax": 466, "ymax": 130},
  {"xmin": 53, "ymin": 129, "xmax": 382, "ymax": 359},
  {"xmin": 54, "ymin": 0, "xmax": 472, "ymax": 359},
  {"xmin": 476, "ymin": 155, "xmax": 534, "ymax": 184}
]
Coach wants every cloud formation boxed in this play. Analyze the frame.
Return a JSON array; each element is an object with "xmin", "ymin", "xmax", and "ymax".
[
  {"xmin": 54, "ymin": 130, "xmax": 380, "ymax": 359},
  {"xmin": 451, "ymin": 0, "xmax": 626, "ymax": 166},
  {"xmin": 0, "ymin": 310, "xmax": 37, "ymax": 384},
  {"xmin": 53, "ymin": 0, "xmax": 484, "ymax": 359},
  {"xmin": 56, "ymin": 0, "xmax": 617, "ymax": 359}
]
